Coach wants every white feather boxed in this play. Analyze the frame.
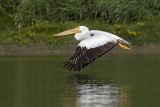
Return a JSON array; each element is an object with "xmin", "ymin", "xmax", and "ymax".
[
  {"xmin": 79, "ymin": 34, "xmax": 116, "ymax": 49},
  {"xmin": 74, "ymin": 27, "xmax": 129, "ymax": 49},
  {"xmin": 90, "ymin": 30, "xmax": 122, "ymax": 40}
]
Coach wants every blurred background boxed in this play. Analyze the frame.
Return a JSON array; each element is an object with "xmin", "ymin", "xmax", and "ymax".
[
  {"xmin": 0, "ymin": 0, "xmax": 160, "ymax": 107},
  {"xmin": 0, "ymin": 0, "xmax": 160, "ymax": 54}
]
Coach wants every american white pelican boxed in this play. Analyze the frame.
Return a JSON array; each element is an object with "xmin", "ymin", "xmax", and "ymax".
[{"xmin": 54, "ymin": 26, "xmax": 131, "ymax": 71}]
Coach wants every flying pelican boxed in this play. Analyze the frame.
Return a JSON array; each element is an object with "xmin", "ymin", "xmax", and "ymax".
[{"xmin": 54, "ymin": 26, "xmax": 131, "ymax": 71}]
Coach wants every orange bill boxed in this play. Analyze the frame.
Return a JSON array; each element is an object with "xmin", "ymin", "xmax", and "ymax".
[
  {"xmin": 118, "ymin": 42, "xmax": 131, "ymax": 50},
  {"xmin": 53, "ymin": 27, "xmax": 80, "ymax": 36}
]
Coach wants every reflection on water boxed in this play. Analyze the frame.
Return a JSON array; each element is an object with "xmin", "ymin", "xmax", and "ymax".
[
  {"xmin": 77, "ymin": 83, "xmax": 119, "ymax": 107},
  {"xmin": 70, "ymin": 74, "xmax": 119, "ymax": 107},
  {"xmin": 0, "ymin": 56, "xmax": 160, "ymax": 107}
]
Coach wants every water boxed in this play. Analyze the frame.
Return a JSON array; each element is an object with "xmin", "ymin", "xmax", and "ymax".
[{"xmin": 0, "ymin": 55, "xmax": 160, "ymax": 107}]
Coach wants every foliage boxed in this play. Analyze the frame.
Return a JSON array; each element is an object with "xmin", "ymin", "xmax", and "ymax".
[
  {"xmin": 0, "ymin": 0, "xmax": 20, "ymax": 14},
  {"xmin": 0, "ymin": 15, "xmax": 160, "ymax": 46},
  {"xmin": 0, "ymin": 0, "xmax": 160, "ymax": 46},
  {"xmin": 0, "ymin": 0, "xmax": 160, "ymax": 26}
]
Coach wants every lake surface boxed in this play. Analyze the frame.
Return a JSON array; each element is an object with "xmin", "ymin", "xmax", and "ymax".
[{"xmin": 0, "ymin": 55, "xmax": 160, "ymax": 107}]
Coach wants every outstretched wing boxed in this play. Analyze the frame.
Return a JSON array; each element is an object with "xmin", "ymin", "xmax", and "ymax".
[{"xmin": 64, "ymin": 34, "xmax": 117, "ymax": 71}]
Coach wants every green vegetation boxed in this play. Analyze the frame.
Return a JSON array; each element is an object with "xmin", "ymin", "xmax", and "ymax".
[
  {"xmin": 0, "ymin": 0, "xmax": 160, "ymax": 47},
  {"xmin": 1, "ymin": 0, "xmax": 160, "ymax": 24}
]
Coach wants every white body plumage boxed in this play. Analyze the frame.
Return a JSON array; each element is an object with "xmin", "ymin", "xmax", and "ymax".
[{"xmin": 75, "ymin": 26, "xmax": 129, "ymax": 49}]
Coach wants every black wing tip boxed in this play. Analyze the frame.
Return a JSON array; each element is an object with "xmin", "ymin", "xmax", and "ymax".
[
  {"xmin": 63, "ymin": 61, "xmax": 82, "ymax": 72},
  {"xmin": 63, "ymin": 60, "xmax": 91, "ymax": 72}
]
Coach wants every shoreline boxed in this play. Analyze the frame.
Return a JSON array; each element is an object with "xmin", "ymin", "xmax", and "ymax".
[{"xmin": 0, "ymin": 44, "xmax": 159, "ymax": 56}]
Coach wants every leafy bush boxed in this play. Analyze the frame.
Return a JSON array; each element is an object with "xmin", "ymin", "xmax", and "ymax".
[
  {"xmin": 1, "ymin": 0, "xmax": 160, "ymax": 26},
  {"xmin": 52, "ymin": 0, "xmax": 160, "ymax": 23}
]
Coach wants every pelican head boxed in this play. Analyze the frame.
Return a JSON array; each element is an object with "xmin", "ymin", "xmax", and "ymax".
[{"xmin": 53, "ymin": 26, "xmax": 89, "ymax": 40}]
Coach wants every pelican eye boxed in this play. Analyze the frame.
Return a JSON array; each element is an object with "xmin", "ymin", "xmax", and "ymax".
[{"xmin": 90, "ymin": 34, "xmax": 94, "ymax": 37}]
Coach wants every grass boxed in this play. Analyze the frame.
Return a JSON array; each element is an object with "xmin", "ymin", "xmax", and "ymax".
[
  {"xmin": 1, "ymin": 0, "xmax": 160, "ymax": 26},
  {"xmin": 0, "ymin": 0, "xmax": 160, "ymax": 48},
  {"xmin": 0, "ymin": 14, "xmax": 160, "ymax": 47}
]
